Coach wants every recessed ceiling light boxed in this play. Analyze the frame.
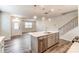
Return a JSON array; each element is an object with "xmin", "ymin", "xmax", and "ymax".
[
  {"xmin": 13, "ymin": 18, "xmax": 20, "ymax": 22},
  {"xmin": 33, "ymin": 16, "xmax": 37, "ymax": 19},
  {"xmin": 48, "ymin": 18, "xmax": 51, "ymax": 22},
  {"xmin": 15, "ymin": 18, "xmax": 19, "ymax": 20},
  {"xmin": 51, "ymin": 9, "xmax": 54, "ymax": 12}
]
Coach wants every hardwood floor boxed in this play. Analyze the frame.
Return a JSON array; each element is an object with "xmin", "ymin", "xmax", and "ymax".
[
  {"xmin": 4, "ymin": 34, "xmax": 31, "ymax": 53},
  {"xmin": 44, "ymin": 39, "xmax": 72, "ymax": 53},
  {"xmin": 4, "ymin": 33, "xmax": 72, "ymax": 53}
]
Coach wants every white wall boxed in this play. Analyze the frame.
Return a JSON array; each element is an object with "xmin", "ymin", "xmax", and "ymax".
[
  {"xmin": 78, "ymin": 7, "xmax": 79, "ymax": 26},
  {"xmin": 0, "ymin": 12, "xmax": 11, "ymax": 39},
  {"xmin": 0, "ymin": 13, "xmax": 1, "ymax": 34},
  {"xmin": 36, "ymin": 18, "xmax": 58, "ymax": 32},
  {"xmin": 36, "ymin": 11, "xmax": 77, "ymax": 32}
]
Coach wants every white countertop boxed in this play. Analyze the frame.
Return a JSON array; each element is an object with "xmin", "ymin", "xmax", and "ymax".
[
  {"xmin": 28, "ymin": 31, "xmax": 59, "ymax": 37},
  {"xmin": 0, "ymin": 36, "xmax": 5, "ymax": 43},
  {"xmin": 67, "ymin": 42, "xmax": 79, "ymax": 53}
]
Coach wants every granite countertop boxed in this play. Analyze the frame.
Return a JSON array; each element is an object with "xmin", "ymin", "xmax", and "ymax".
[
  {"xmin": 0, "ymin": 36, "xmax": 5, "ymax": 43},
  {"xmin": 28, "ymin": 31, "xmax": 59, "ymax": 37}
]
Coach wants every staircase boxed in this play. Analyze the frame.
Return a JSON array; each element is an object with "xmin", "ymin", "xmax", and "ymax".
[{"xmin": 58, "ymin": 16, "xmax": 78, "ymax": 41}]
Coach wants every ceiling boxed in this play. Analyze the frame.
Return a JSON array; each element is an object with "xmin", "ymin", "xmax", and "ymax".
[{"xmin": 0, "ymin": 5, "xmax": 78, "ymax": 19}]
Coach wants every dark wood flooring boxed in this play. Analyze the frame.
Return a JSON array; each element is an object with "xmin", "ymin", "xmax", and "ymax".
[
  {"xmin": 44, "ymin": 39, "xmax": 72, "ymax": 53},
  {"xmin": 4, "ymin": 34, "xmax": 31, "ymax": 53},
  {"xmin": 4, "ymin": 33, "xmax": 72, "ymax": 53}
]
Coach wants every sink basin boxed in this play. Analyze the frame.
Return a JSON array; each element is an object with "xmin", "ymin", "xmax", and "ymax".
[{"xmin": 44, "ymin": 32, "xmax": 52, "ymax": 34}]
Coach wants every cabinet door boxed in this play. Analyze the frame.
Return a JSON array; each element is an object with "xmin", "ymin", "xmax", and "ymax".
[
  {"xmin": 48, "ymin": 34, "xmax": 55, "ymax": 47},
  {"xmin": 38, "ymin": 37, "xmax": 48, "ymax": 53},
  {"xmin": 38, "ymin": 39, "xmax": 44, "ymax": 52},
  {"xmin": 48, "ymin": 34, "xmax": 52, "ymax": 47},
  {"xmin": 43, "ymin": 37, "xmax": 48, "ymax": 51}
]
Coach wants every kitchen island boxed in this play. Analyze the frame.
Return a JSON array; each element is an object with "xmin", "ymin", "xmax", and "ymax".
[{"xmin": 29, "ymin": 31, "xmax": 59, "ymax": 53}]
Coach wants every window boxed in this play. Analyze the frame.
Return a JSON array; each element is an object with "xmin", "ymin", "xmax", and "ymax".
[
  {"xmin": 25, "ymin": 22, "xmax": 32, "ymax": 28},
  {"xmin": 14, "ymin": 22, "xmax": 19, "ymax": 30}
]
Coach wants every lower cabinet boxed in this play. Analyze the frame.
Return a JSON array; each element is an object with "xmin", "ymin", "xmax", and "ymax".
[
  {"xmin": 31, "ymin": 32, "xmax": 59, "ymax": 53},
  {"xmin": 48, "ymin": 33, "xmax": 59, "ymax": 48},
  {"xmin": 38, "ymin": 36, "xmax": 48, "ymax": 52}
]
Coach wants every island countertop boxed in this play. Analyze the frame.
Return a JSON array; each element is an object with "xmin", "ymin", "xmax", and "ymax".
[{"xmin": 28, "ymin": 31, "xmax": 59, "ymax": 37}]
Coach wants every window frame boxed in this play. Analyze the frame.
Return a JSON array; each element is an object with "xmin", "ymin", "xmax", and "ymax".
[{"xmin": 25, "ymin": 22, "xmax": 33, "ymax": 28}]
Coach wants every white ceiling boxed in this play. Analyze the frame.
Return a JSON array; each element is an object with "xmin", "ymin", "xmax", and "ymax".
[{"xmin": 0, "ymin": 5, "xmax": 78, "ymax": 19}]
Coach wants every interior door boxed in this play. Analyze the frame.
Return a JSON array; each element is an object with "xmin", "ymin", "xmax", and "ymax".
[{"xmin": 11, "ymin": 18, "xmax": 22, "ymax": 36}]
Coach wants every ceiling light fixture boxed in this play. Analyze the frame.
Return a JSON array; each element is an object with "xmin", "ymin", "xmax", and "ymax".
[
  {"xmin": 48, "ymin": 18, "xmax": 51, "ymax": 22},
  {"xmin": 33, "ymin": 16, "xmax": 37, "ymax": 19},
  {"xmin": 13, "ymin": 18, "xmax": 20, "ymax": 22},
  {"xmin": 51, "ymin": 9, "xmax": 54, "ymax": 12}
]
